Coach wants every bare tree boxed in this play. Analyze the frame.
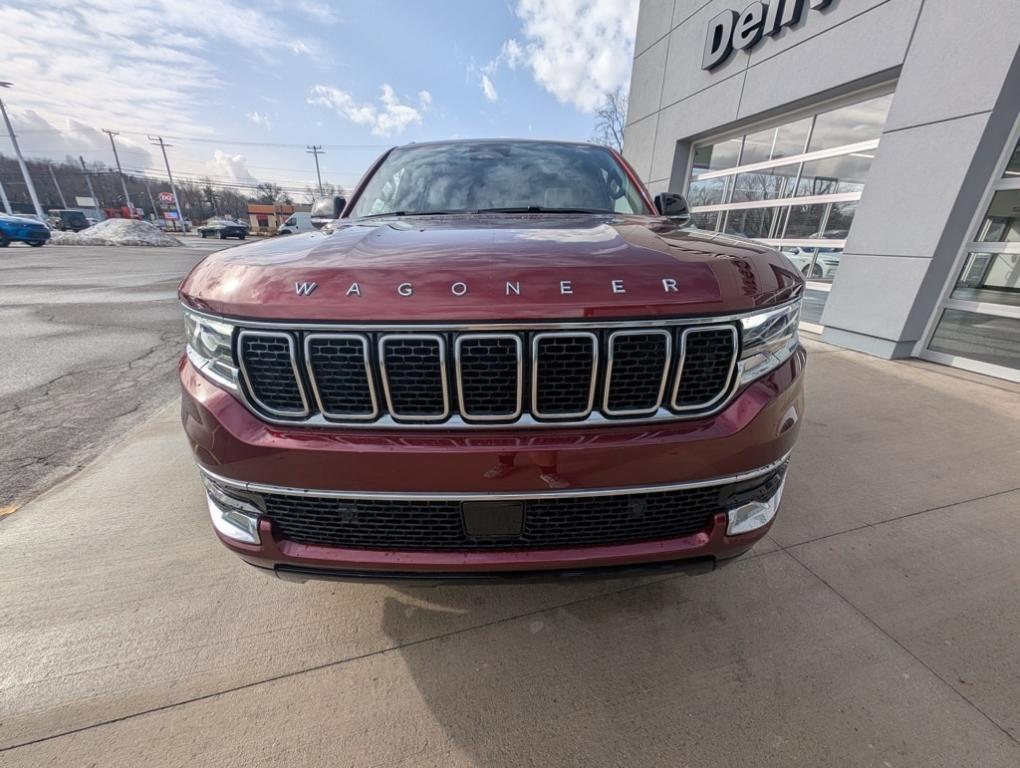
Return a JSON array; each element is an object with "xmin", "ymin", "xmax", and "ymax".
[
  {"xmin": 303, "ymin": 182, "xmax": 345, "ymax": 204},
  {"xmin": 591, "ymin": 87, "xmax": 628, "ymax": 153},
  {"xmin": 255, "ymin": 181, "xmax": 291, "ymax": 204}
]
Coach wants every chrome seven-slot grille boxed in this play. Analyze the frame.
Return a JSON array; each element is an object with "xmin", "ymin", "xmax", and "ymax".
[{"xmin": 236, "ymin": 323, "xmax": 739, "ymax": 427}]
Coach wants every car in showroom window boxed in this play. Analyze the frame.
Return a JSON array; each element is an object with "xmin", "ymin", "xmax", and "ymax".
[{"xmin": 178, "ymin": 139, "xmax": 806, "ymax": 583}]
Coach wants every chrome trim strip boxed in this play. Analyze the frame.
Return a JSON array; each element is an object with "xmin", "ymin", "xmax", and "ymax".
[
  {"xmin": 198, "ymin": 452, "xmax": 790, "ymax": 501},
  {"xmin": 454, "ymin": 333, "xmax": 523, "ymax": 422},
  {"xmin": 671, "ymin": 325, "xmax": 740, "ymax": 412},
  {"xmin": 186, "ymin": 344, "xmax": 239, "ymax": 393},
  {"xmin": 378, "ymin": 333, "xmax": 450, "ymax": 422},
  {"xmin": 179, "ymin": 299, "xmax": 801, "ymax": 332},
  {"xmin": 531, "ymin": 331, "xmax": 599, "ymax": 420},
  {"xmin": 603, "ymin": 329, "xmax": 672, "ymax": 417},
  {"xmin": 303, "ymin": 333, "xmax": 379, "ymax": 421},
  {"xmin": 237, "ymin": 330, "xmax": 310, "ymax": 418}
]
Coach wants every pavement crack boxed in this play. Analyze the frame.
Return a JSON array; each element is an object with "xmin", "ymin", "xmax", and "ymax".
[
  {"xmin": 781, "ymin": 548, "xmax": 1020, "ymax": 750},
  {"xmin": 0, "ymin": 572, "xmax": 684, "ymax": 753}
]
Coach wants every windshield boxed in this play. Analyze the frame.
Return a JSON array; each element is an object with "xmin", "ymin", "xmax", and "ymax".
[{"xmin": 350, "ymin": 141, "xmax": 652, "ymax": 218}]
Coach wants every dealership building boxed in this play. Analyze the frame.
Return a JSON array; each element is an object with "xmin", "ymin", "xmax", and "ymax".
[{"xmin": 624, "ymin": 0, "xmax": 1020, "ymax": 381}]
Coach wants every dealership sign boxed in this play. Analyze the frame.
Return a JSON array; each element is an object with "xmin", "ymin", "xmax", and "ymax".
[{"xmin": 703, "ymin": 0, "xmax": 834, "ymax": 70}]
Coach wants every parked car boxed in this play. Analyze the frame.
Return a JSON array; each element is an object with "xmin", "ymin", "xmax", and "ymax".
[
  {"xmin": 197, "ymin": 219, "xmax": 247, "ymax": 240},
  {"xmin": 179, "ymin": 139, "xmax": 805, "ymax": 583},
  {"xmin": 0, "ymin": 213, "xmax": 51, "ymax": 247},
  {"xmin": 47, "ymin": 209, "xmax": 89, "ymax": 232},
  {"xmin": 277, "ymin": 212, "xmax": 312, "ymax": 235},
  {"xmin": 782, "ymin": 246, "xmax": 842, "ymax": 279}
]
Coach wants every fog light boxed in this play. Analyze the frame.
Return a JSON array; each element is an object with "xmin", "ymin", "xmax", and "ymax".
[
  {"xmin": 726, "ymin": 478, "xmax": 785, "ymax": 536},
  {"xmin": 204, "ymin": 480, "xmax": 261, "ymax": 544}
]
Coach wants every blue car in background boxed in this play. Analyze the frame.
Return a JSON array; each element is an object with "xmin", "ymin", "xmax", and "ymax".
[{"xmin": 0, "ymin": 213, "xmax": 51, "ymax": 247}]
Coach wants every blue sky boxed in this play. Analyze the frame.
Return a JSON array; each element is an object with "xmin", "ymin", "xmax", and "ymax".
[{"xmin": 0, "ymin": 0, "xmax": 638, "ymax": 198}]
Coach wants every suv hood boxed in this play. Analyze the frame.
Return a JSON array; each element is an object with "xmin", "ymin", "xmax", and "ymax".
[{"xmin": 179, "ymin": 214, "xmax": 803, "ymax": 321}]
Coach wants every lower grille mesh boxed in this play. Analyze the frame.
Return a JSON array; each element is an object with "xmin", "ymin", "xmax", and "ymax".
[{"xmin": 254, "ymin": 465, "xmax": 786, "ymax": 550}]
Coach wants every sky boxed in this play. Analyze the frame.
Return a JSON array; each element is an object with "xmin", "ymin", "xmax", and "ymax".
[{"xmin": 0, "ymin": 0, "xmax": 639, "ymax": 198}]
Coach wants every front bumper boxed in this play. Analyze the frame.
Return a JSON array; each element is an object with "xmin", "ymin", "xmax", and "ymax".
[{"xmin": 181, "ymin": 346, "xmax": 805, "ymax": 579}]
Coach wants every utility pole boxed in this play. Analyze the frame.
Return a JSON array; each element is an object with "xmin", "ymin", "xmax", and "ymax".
[
  {"xmin": 306, "ymin": 145, "xmax": 324, "ymax": 196},
  {"xmin": 0, "ymin": 82, "xmax": 44, "ymax": 219},
  {"xmin": 102, "ymin": 129, "xmax": 134, "ymax": 212},
  {"xmin": 0, "ymin": 176, "xmax": 11, "ymax": 214},
  {"xmin": 149, "ymin": 136, "xmax": 184, "ymax": 232},
  {"xmin": 143, "ymin": 178, "xmax": 157, "ymax": 221},
  {"xmin": 79, "ymin": 156, "xmax": 101, "ymax": 220},
  {"xmin": 48, "ymin": 164, "xmax": 67, "ymax": 208}
]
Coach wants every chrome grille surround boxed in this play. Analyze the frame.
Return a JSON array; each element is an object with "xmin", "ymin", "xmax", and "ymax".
[
  {"xmin": 303, "ymin": 333, "xmax": 379, "ymax": 421},
  {"xmin": 378, "ymin": 333, "xmax": 450, "ymax": 422},
  {"xmin": 237, "ymin": 330, "xmax": 310, "ymax": 418},
  {"xmin": 603, "ymin": 329, "xmax": 672, "ymax": 417},
  {"xmin": 671, "ymin": 325, "xmax": 740, "ymax": 412},
  {"xmin": 454, "ymin": 333, "xmax": 524, "ymax": 422},
  {"xmin": 183, "ymin": 304, "xmax": 795, "ymax": 430},
  {"xmin": 531, "ymin": 331, "xmax": 599, "ymax": 420}
]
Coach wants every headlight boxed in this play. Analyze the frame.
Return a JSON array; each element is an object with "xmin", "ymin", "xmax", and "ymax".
[
  {"xmin": 737, "ymin": 301, "xmax": 801, "ymax": 386},
  {"xmin": 183, "ymin": 308, "xmax": 238, "ymax": 389}
]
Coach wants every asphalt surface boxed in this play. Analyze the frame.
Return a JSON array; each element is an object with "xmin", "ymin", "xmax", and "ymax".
[
  {"xmin": 2, "ymin": 339, "xmax": 1020, "ymax": 766},
  {"xmin": 0, "ymin": 238, "xmax": 226, "ymax": 510}
]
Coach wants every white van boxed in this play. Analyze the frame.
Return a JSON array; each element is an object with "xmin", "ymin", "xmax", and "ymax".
[{"xmin": 277, "ymin": 211, "xmax": 312, "ymax": 235}]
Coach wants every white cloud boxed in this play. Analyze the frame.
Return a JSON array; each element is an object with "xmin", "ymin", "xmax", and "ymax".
[
  {"xmin": 503, "ymin": 0, "xmax": 639, "ymax": 112},
  {"xmin": 0, "ymin": 0, "xmax": 319, "ymax": 165},
  {"xmin": 209, "ymin": 150, "xmax": 258, "ymax": 184},
  {"xmin": 308, "ymin": 84, "xmax": 432, "ymax": 137},
  {"xmin": 247, "ymin": 111, "xmax": 273, "ymax": 130},
  {"xmin": 480, "ymin": 75, "xmax": 499, "ymax": 103}
]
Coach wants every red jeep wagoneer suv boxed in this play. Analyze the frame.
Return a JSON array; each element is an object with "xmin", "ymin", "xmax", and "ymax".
[{"xmin": 179, "ymin": 140, "xmax": 804, "ymax": 582}]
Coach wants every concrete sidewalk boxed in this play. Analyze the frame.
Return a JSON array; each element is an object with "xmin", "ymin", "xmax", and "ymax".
[{"xmin": 1, "ymin": 339, "xmax": 1019, "ymax": 767}]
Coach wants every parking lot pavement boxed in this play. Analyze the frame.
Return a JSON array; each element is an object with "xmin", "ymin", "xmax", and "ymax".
[
  {"xmin": 0, "ymin": 240, "xmax": 225, "ymax": 511},
  {"xmin": 1, "ymin": 340, "xmax": 1019, "ymax": 767}
]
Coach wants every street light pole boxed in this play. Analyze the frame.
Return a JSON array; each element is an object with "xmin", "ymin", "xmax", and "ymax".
[
  {"xmin": 48, "ymin": 164, "xmax": 68, "ymax": 208},
  {"xmin": 102, "ymin": 129, "xmax": 134, "ymax": 212},
  {"xmin": 149, "ymin": 136, "xmax": 184, "ymax": 232},
  {"xmin": 306, "ymin": 145, "xmax": 325, "ymax": 196},
  {"xmin": 0, "ymin": 82, "xmax": 44, "ymax": 219}
]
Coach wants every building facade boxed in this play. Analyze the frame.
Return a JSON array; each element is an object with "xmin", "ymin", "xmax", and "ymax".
[{"xmin": 624, "ymin": 0, "xmax": 1020, "ymax": 381}]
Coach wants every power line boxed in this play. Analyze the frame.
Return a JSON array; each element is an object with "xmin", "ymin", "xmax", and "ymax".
[
  {"xmin": 148, "ymin": 136, "xmax": 184, "ymax": 224},
  {"xmin": 102, "ymin": 129, "xmax": 134, "ymax": 209}
]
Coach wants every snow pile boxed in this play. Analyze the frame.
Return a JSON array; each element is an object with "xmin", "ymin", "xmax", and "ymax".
[{"xmin": 50, "ymin": 219, "xmax": 183, "ymax": 247}]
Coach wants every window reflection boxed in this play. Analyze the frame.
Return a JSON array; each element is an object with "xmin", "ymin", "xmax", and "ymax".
[
  {"xmin": 692, "ymin": 140, "xmax": 742, "ymax": 173},
  {"xmin": 740, "ymin": 117, "xmax": 812, "ymax": 166},
  {"xmin": 688, "ymin": 177, "xmax": 728, "ymax": 207},
  {"xmin": 723, "ymin": 207, "xmax": 783, "ymax": 239},
  {"xmin": 796, "ymin": 153, "xmax": 873, "ymax": 196},
  {"xmin": 977, "ymin": 190, "xmax": 1020, "ymax": 242},
  {"xmin": 952, "ymin": 252, "xmax": 1020, "ymax": 307},
  {"xmin": 930, "ymin": 309, "xmax": 1020, "ymax": 370},
  {"xmin": 731, "ymin": 165, "xmax": 799, "ymax": 203},
  {"xmin": 1003, "ymin": 138, "xmax": 1020, "ymax": 178},
  {"xmin": 808, "ymin": 94, "xmax": 892, "ymax": 152},
  {"xmin": 780, "ymin": 246, "xmax": 843, "ymax": 280}
]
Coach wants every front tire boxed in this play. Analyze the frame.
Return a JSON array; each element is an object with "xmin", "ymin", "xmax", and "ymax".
[
  {"xmin": 201, "ymin": 231, "xmax": 208, "ymax": 239},
  {"xmin": 27, "ymin": 240, "xmax": 45, "ymax": 247},
  {"xmin": 219, "ymin": 232, "xmax": 226, "ymax": 240},
  {"xmin": 0, "ymin": 234, "xmax": 9, "ymax": 247}
]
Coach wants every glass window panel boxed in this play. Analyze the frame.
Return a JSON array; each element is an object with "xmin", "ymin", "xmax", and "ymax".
[
  {"xmin": 738, "ymin": 117, "xmax": 812, "ymax": 167},
  {"xmin": 977, "ymin": 190, "xmax": 1020, "ymax": 243},
  {"xmin": 796, "ymin": 153, "xmax": 873, "ymax": 196},
  {"xmin": 784, "ymin": 203, "xmax": 825, "ymax": 238},
  {"xmin": 691, "ymin": 139, "xmax": 742, "ymax": 173},
  {"xmin": 929, "ymin": 309, "xmax": 1020, "ymax": 371},
  {"xmin": 691, "ymin": 212, "xmax": 721, "ymax": 231},
  {"xmin": 1004, "ymin": 138, "xmax": 1020, "ymax": 179},
  {"xmin": 808, "ymin": 93, "xmax": 893, "ymax": 152},
  {"xmin": 688, "ymin": 177, "xmax": 728, "ymax": 207},
  {"xmin": 952, "ymin": 252, "xmax": 1020, "ymax": 307},
  {"xmin": 731, "ymin": 164, "xmax": 799, "ymax": 203},
  {"xmin": 823, "ymin": 201, "xmax": 857, "ymax": 239},
  {"xmin": 781, "ymin": 246, "xmax": 843, "ymax": 281},
  {"xmin": 723, "ymin": 206, "xmax": 783, "ymax": 239}
]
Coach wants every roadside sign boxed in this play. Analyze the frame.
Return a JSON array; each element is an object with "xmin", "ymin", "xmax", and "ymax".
[
  {"xmin": 159, "ymin": 192, "xmax": 175, "ymax": 205},
  {"xmin": 164, "ymin": 211, "xmax": 179, "ymax": 220}
]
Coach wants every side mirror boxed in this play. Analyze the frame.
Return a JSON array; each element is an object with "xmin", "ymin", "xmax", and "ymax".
[
  {"xmin": 654, "ymin": 192, "xmax": 691, "ymax": 225},
  {"xmin": 311, "ymin": 195, "xmax": 347, "ymax": 229}
]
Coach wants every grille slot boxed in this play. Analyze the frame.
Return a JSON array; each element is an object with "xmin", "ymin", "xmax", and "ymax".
[
  {"xmin": 455, "ymin": 334, "xmax": 522, "ymax": 420},
  {"xmin": 231, "ymin": 318, "xmax": 745, "ymax": 426},
  {"xmin": 673, "ymin": 326, "xmax": 739, "ymax": 410},
  {"xmin": 604, "ymin": 330, "xmax": 672, "ymax": 416},
  {"xmin": 305, "ymin": 334, "xmax": 377, "ymax": 419},
  {"xmin": 532, "ymin": 332, "xmax": 598, "ymax": 419},
  {"xmin": 254, "ymin": 465, "xmax": 786, "ymax": 550},
  {"xmin": 379, "ymin": 334, "xmax": 449, "ymax": 421},
  {"xmin": 238, "ymin": 331, "xmax": 307, "ymax": 416}
]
